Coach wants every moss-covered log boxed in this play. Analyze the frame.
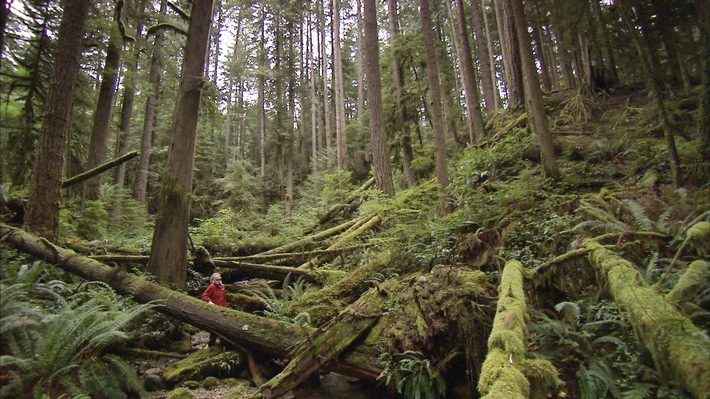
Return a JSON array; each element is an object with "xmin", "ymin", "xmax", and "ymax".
[
  {"xmin": 0, "ymin": 224, "xmax": 382, "ymax": 380},
  {"xmin": 478, "ymin": 260, "xmax": 557, "ymax": 399},
  {"xmin": 666, "ymin": 260, "xmax": 709, "ymax": 303},
  {"xmin": 583, "ymin": 238, "xmax": 710, "ymax": 399},
  {"xmin": 214, "ymin": 260, "xmax": 338, "ymax": 285},
  {"xmin": 297, "ymin": 214, "xmax": 381, "ymax": 270},
  {"xmin": 250, "ymin": 285, "xmax": 385, "ymax": 399},
  {"xmin": 258, "ymin": 217, "xmax": 360, "ymax": 256}
]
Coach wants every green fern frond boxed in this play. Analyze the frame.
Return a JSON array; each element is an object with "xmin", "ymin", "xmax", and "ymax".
[
  {"xmin": 621, "ymin": 382, "xmax": 654, "ymax": 399},
  {"xmin": 577, "ymin": 206, "xmax": 630, "ymax": 231},
  {"xmin": 623, "ymin": 199, "xmax": 654, "ymax": 231},
  {"xmin": 592, "ymin": 335, "xmax": 628, "ymax": 351}
]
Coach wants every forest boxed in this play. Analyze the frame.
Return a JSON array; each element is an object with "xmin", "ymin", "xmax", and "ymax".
[{"xmin": 0, "ymin": 0, "xmax": 709, "ymax": 398}]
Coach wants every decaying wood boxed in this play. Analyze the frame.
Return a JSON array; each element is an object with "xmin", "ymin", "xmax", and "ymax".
[
  {"xmin": 298, "ymin": 214, "xmax": 381, "ymax": 270},
  {"xmin": 478, "ymin": 260, "xmax": 557, "ymax": 399},
  {"xmin": 258, "ymin": 217, "xmax": 360, "ymax": 256},
  {"xmin": 251, "ymin": 285, "xmax": 385, "ymax": 399},
  {"xmin": 215, "ymin": 243, "xmax": 372, "ymax": 266},
  {"xmin": 61, "ymin": 150, "xmax": 139, "ymax": 188},
  {"xmin": 214, "ymin": 260, "xmax": 335, "ymax": 284},
  {"xmin": 582, "ymin": 238, "xmax": 710, "ymax": 399},
  {"xmin": 0, "ymin": 224, "xmax": 383, "ymax": 380},
  {"xmin": 89, "ymin": 254, "xmax": 150, "ymax": 264},
  {"xmin": 311, "ymin": 177, "xmax": 375, "ymax": 227}
]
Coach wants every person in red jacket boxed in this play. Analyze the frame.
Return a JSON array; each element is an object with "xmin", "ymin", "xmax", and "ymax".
[
  {"xmin": 201, "ymin": 272, "xmax": 227, "ymax": 307},
  {"xmin": 200, "ymin": 272, "xmax": 227, "ymax": 346}
]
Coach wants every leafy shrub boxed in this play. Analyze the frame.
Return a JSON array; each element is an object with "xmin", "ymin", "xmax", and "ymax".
[{"xmin": 378, "ymin": 350, "xmax": 446, "ymax": 399}]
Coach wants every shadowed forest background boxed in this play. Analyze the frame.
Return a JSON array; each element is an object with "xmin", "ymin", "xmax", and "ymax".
[{"xmin": 1, "ymin": 0, "xmax": 709, "ymax": 398}]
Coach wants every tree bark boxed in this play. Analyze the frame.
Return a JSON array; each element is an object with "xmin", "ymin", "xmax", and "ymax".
[
  {"xmin": 420, "ymin": 0, "xmax": 450, "ymax": 208},
  {"xmin": 454, "ymin": 0, "xmax": 487, "ymax": 144},
  {"xmin": 25, "ymin": 0, "xmax": 91, "ymax": 241},
  {"xmin": 332, "ymin": 0, "xmax": 346, "ymax": 170},
  {"xmin": 134, "ymin": 0, "xmax": 167, "ymax": 204},
  {"xmin": 364, "ymin": 0, "xmax": 395, "ymax": 196},
  {"xmin": 510, "ymin": 0, "xmax": 559, "ymax": 178},
  {"xmin": 386, "ymin": 0, "xmax": 416, "ymax": 188},
  {"xmin": 470, "ymin": 0, "xmax": 500, "ymax": 112},
  {"xmin": 148, "ymin": 0, "xmax": 215, "ymax": 288},
  {"xmin": 495, "ymin": 0, "xmax": 524, "ymax": 108},
  {"xmin": 61, "ymin": 151, "xmax": 139, "ymax": 189}
]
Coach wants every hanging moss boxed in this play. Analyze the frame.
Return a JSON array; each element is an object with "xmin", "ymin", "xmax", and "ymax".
[
  {"xmin": 584, "ymin": 239, "xmax": 710, "ymax": 399},
  {"xmin": 666, "ymin": 260, "xmax": 710, "ymax": 303}
]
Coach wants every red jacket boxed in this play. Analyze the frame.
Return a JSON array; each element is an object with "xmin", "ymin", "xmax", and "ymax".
[{"xmin": 201, "ymin": 283, "xmax": 227, "ymax": 307}]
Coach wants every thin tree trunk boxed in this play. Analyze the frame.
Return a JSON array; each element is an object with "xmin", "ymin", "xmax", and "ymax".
[
  {"xmin": 470, "ymin": 0, "xmax": 500, "ymax": 112},
  {"xmin": 364, "ymin": 0, "xmax": 395, "ymax": 196},
  {"xmin": 495, "ymin": 0, "xmax": 524, "ymax": 108},
  {"xmin": 133, "ymin": 0, "xmax": 166, "ymax": 204},
  {"xmin": 421, "ymin": 0, "xmax": 450, "ymax": 209},
  {"xmin": 454, "ymin": 0, "xmax": 486, "ymax": 143},
  {"xmin": 589, "ymin": 0, "xmax": 618, "ymax": 85},
  {"xmin": 387, "ymin": 0, "xmax": 415, "ymax": 188},
  {"xmin": 25, "ymin": 0, "xmax": 91, "ymax": 241},
  {"xmin": 332, "ymin": 0, "xmax": 346, "ymax": 170},
  {"xmin": 148, "ymin": 0, "xmax": 215, "ymax": 288},
  {"xmin": 356, "ymin": 0, "xmax": 365, "ymax": 126},
  {"xmin": 258, "ymin": 4, "xmax": 266, "ymax": 178},
  {"xmin": 510, "ymin": 0, "xmax": 559, "ymax": 178},
  {"xmin": 320, "ymin": 0, "xmax": 333, "ymax": 170}
]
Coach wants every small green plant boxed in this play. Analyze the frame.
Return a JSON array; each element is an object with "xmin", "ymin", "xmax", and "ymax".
[
  {"xmin": 377, "ymin": 350, "xmax": 446, "ymax": 399},
  {"xmin": 241, "ymin": 275, "xmax": 311, "ymax": 326},
  {"xmin": 0, "ymin": 281, "xmax": 158, "ymax": 398}
]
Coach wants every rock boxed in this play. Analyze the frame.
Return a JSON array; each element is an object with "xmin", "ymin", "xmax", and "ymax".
[{"xmin": 165, "ymin": 387, "xmax": 194, "ymax": 399}]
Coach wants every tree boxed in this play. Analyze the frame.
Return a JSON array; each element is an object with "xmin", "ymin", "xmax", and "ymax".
[
  {"xmin": 134, "ymin": 0, "xmax": 167, "ymax": 204},
  {"xmin": 332, "ymin": 0, "xmax": 347, "ymax": 169},
  {"xmin": 79, "ymin": 4, "xmax": 125, "ymax": 239},
  {"xmin": 363, "ymin": 0, "xmax": 394, "ymax": 196},
  {"xmin": 453, "ymin": 0, "xmax": 486, "ymax": 144},
  {"xmin": 420, "ymin": 0, "xmax": 450, "ymax": 206},
  {"xmin": 495, "ymin": 0, "xmax": 524, "ymax": 108},
  {"xmin": 469, "ymin": 0, "xmax": 501, "ymax": 111},
  {"xmin": 25, "ymin": 0, "xmax": 91, "ymax": 241},
  {"xmin": 700, "ymin": 0, "xmax": 710, "ymax": 164},
  {"xmin": 386, "ymin": 0, "xmax": 415, "ymax": 188},
  {"xmin": 509, "ymin": 0, "xmax": 559, "ymax": 178},
  {"xmin": 147, "ymin": 0, "xmax": 215, "ymax": 288}
]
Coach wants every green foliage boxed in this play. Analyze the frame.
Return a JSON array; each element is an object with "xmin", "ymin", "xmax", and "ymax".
[
  {"xmin": 377, "ymin": 350, "xmax": 446, "ymax": 399},
  {"xmin": 0, "ymin": 281, "xmax": 157, "ymax": 398},
  {"xmin": 214, "ymin": 160, "xmax": 261, "ymax": 216},
  {"xmin": 241, "ymin": 275, "xmax": 311, "ymax": 326}
]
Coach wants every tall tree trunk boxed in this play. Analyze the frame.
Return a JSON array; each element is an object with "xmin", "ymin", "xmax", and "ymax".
[
  {"xmin": 420, "ymin": 0, "xmax": 450, "ymax": 207},
  {"xmin": 589, "ymin": 0, "xmax": 618, "ymax": 85},
  {"xmin": 469, "ymin": 0, "xmax": 499, "ymax": 112},
  {"xmin": 134, "ymin": 0, "xmax": 167, "ymax": 204},
  {"xmin": 364, "ymin": 0, "xmax": 395, "ymax": 196},
  {"xmin": 309, "ymin": 12, "xmax": 319, "ymax": 174},
  {"xmin": 529, "ymin": 2, "xmax": 551, "ymax": 92},
  {"xmin": 147, "ymin": 0, "xmax": 215, "ymax": 288},
  {"xmin": 454, "ymin": 0, "xmax": 486, "ymax": 144},
  {"xmin": 80, "ymin": 19, "xmax": 123, "ymax": 239},
  {"xmin": 320, "ymin": 0, "xmax": 333, "ymax": 170},
  {"xmin": 495, "ymin": 0, "xmax": 523, "ymax": 109},
  {"xmin": 25, "ymin": 0, "xmax": 91, "ymax": 241},
  {"xmin": 700, "ymin": 0, "xmax": 710, "ymax": 164},
  {"xmin": 258, "ymin": 4, "xmax": 266, "ymax": 178},
  {"xmin": 481, "ymin": 0, "xmax": 502, "ymax": 109},
  {"xmin": 356, "ymin": 0, "xmax": 365, "ymax": 126},
  {"xmin": 387, "ymin": 0, "xmax": 415, "ymax": 188},
  {"xmin": 113, "ymin": 0, "xmax": 146, "ymax": 220},
  {"xmin": 617, "ymin": 0, "xmax": 681, "ymax": 187},
  {"xmin": 332, "ymin": 0, "xmax": 346, "ymax": 170},
  {"xmin": 510, "ymin": 0, "xmax": 559, "ymax": 178}
]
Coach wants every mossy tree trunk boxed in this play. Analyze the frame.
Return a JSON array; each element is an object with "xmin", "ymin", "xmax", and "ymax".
[{"xmin": 582, "ymin": 239, "xmax": 710, "ymax": 398}]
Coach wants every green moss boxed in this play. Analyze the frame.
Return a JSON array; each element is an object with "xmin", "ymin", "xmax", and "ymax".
[
  {"xmin": 203, "ymin": 376, "xmax": 220, "ymax": 389},
  {"xmin": 585, "ymin": 239, "xmax": 710, "ymax": 399},
  {"xmin": 520, "ymin": 359, "xmax": 559, "ymax": 399},
  {"xmin": 477, "ymin": 350, "xmax": 529, "ymax": 399},
  {"xmin": 666, "ymin": 260, "xmax": 709, "ymax": 303},
  {"xmin": 165, "ymin": 387, "xmax": 194, "ymax": 399},
  {"xmin": 686, "ymin": 221, "xmax": 710, "ymax": 256}
]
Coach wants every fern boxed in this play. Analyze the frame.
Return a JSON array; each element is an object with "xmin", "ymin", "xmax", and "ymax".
[
  {"xmin": 0, "ymin": 283, "xmax": 156, "ymax": 399},
  {"xmin": 624, "ymin": 199, "xmax": 654, "ymax": 231}
]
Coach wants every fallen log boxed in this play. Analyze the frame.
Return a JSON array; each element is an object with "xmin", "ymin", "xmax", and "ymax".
[
  {"xmin": 298, "ymin": 214, "xmax": 381, "ymax": 270},
  {"xmin": 251, "ymin": 285, "xmax": 386, "ymax": 399},
  {"xmin": 478, "ymin": 260, "xmax": 557, "ymax": 399},
  {"xmin": 215, "ymin": 243, "xmax": 372, "ymax": 266},
  {"xmin": 61, "ymin": 150, "xmax": 139, "ymax": 189},
  {"xmin": 0, "ymin": 224, "xmax": 382, "ymax": 380},
  {"xmin": 583, "ymin": 239, "xmax": 710, "ymax": 399},
  {"xmin": 258, "ymin": 217, "xmax": 360, "ymax": 256},
  {"xmin": 214, "ymin": 260, "xmax": 340, "ymax": 285},
  {"xmin": 311, "ymin": 177, "xmax": 375, "ymax": 228}
]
